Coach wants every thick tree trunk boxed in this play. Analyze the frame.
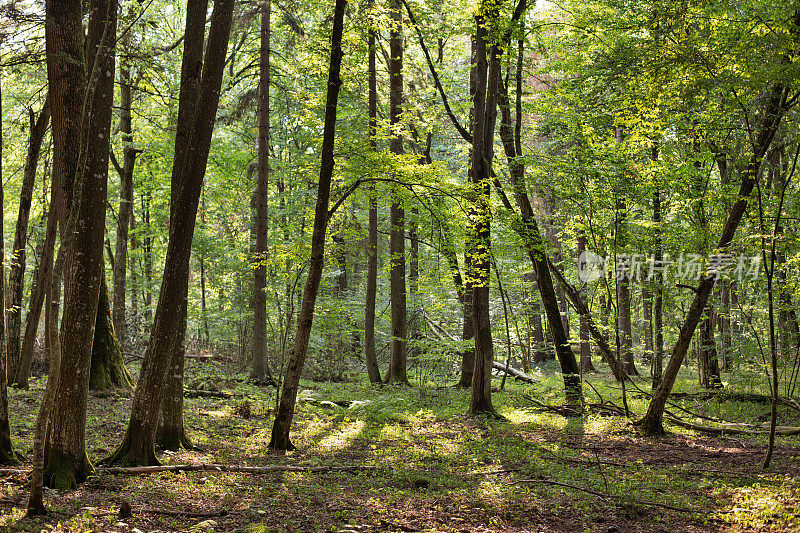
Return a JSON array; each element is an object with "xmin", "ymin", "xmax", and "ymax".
[
  {"xmin": 6, "ymin": 103, "xmax": 50, "ymax": 381},
  {"xmin": 251, "ymin": 0, "xmax": 277, "ymax": 386},
  {"xmin": 156, "ymin": 300, "xmax": 192, "ymax": 450},
  {"xmin": 637, "ymin": 82, "xmax": 790, "ymax": 435},
  {"xmin": 699, "ymin": 309, "xmax": 722, "ymax": 389},
  {"xmin": 268, "ymin": 0, "xmax": 346, "ymax": 450},
  {"xmin": 615, "ymin": 195, "xmax": 637, "ymax": 376},
  {"xmin": 43, "ymin": 0, "xmax": 116, "ymax": 489},
  {"xmin": 385, "ymin": 0, "xmax": 409, "ymax": 386},
  {"xmin": 364, "ymin": 2, "xmax": 380, "ymax": 384},
  {"xmin": 103, "ymin": 0, "xmax": 234, "ymax": 466},
  {"xmin": 89, "ymin": 274, "xmax": 134, "ymax": 391}
]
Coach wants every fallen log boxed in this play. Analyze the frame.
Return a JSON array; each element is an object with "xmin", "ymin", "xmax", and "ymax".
[
  {"xmin": 184, "ymin": 389, "xmax": 233, "ymax": 399},
  {"xmin": 492, "ymin": 361, "xmax": 538, "ymax": 384},
  {"xmin": 663, "ymin": 414, "xmax": 800, "ymax": 436}
]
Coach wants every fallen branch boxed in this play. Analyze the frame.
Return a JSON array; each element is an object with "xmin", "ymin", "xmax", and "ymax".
[
  {"xmin": 508, "ymin": 477, "xmax": 700, "ymax": 513},
  {"xmin": 663, "ymin": 413, "xmax": 800, "ymax": 436},
  {"xmin": 492, "ymin": 361, "xmax": 538, "ymax": 384},
  {"xmin": 140, "ymin": 507, "xmax": 229, "ymax": 517},
  {"xmin": 184, "ymin": 389, "xmax": 233, "ymax": 399},
  {"xmin": 99, "ymin": 464, "xmax": 379, "ymax": 475}
]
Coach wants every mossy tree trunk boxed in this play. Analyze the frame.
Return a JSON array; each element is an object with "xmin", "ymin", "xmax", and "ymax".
[{"xmin": 89, "ymin": 274, "xmax": 134, "ymax": 391}]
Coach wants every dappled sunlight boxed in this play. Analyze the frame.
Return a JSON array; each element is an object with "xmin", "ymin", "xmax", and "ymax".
[{"xmin": 318, "ymin": 420, "xmax": 365, "ymax": 451}]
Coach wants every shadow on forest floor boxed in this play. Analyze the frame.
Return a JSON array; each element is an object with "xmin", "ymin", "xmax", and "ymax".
[{"xmin": 2, "ymin": 359, "xmax": 800, "ymax": 532}]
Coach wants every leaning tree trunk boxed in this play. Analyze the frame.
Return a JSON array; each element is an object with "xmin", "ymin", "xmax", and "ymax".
[
  {"xmin": 637, "ymin": 80, "xmax": 791, "ymax": 436},
  {"xmin": 268, "ymin": 0, "xmax": 346, "ymax": 451},
  {"xmin": 14, "ymin": 193, "xmax": 58, "ymax": 388},
  {"xmin": 89, "ymin": 274, "xmax": 134, "ymax": 391},
  {"xmin": 156, "ymin": 299, "xmax": 192, "ymax": 450},
  {"xmin": 43, "ymin": 0, "xmax": 116, "ymax": 489},
  {"xmin": 103, "ymin": 0, "xmax": 233, "ymax": 467},
  {"xmin": 385, "ymin": 0, "xmax": 409, "ymax": 386},
  {"xmin": 6, "ymin": 103, "xmax": 50, "ymax": 382}
]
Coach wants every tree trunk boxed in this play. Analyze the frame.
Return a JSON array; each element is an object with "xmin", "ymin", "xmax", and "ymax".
[
  {"xmin": 103, "ymin": 0, "xmax": 234, "ymax": 466},
  {"xmin": 251, "ymin": 0, "xmax": 277, "ymax": 386},
  {"xmin": 268, "ymin": 0, "xmax": 346, "ymax": 450},
  {"xmin": 43, "ymin": 0, "xmax": 116, "ymax": 489},
  {"xmin": 652, "ymin": 179, "xmax": 664, "ymax": 389},
  {"xmin": 112, "ymin": 26, "xmax": 137, "ymax": 350},
  {"xmin": 578, "ymin": 232, "xmax": 595, "ymax": 373},
  {"xmin": 637, "ymin": 81, "xmax": 791, "ymax": 435},
  {"xmin": 89, "ymin": 274, "xmax": 134, "ymax": 391},
  {"xmin": 156, "ymin": 300, "xmax": 192, "ymax": 450},
  {"xmin": 616, "ymin": 195, "xmax": 637, "ymax": 376},
  {"xmin": 385, "ymin": 0, "xmax": 409, "ymax": 386},
  {"xmin": 6, "ymin": 103, "xmax": 50, "ymax": 382},
  {"xmin": 364, "ymin": 2, "xmax": 380, "ymax": 384},
  {"xmin": 0, "ymin": 69, "xmax": 20, "ymax": 465}
]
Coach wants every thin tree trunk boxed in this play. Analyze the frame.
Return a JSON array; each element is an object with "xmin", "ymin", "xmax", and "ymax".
[
  {"xmin": 652, "ymin": 180, "xmax": 664, "ymax": 389},
  {"xmin": 386, "ymin": 0, "xmax": 409, "ymax": 386},
  {"xmin": 578, "ymin": 231, "xmax": 595, "ymax": 373},
  {"xmin": 113, "ymin": 27, "xmax": 137, "ymax": 350},
  {"xmin": 0, "ymin": 69, "xmax": 20, "ymax": 465},
  {"xmin": 103, "ymin": 0, "xmax": 234, "ymax": 466},
  {"xmin": 6, "ymin": 103, "xmax": 50, "ymax": 381},
  {"xmin": 268, "ymin": 0, "xmax": 346, "ymax": 450},
  {"xmin": 364, "ymin": 1, "xmax": 380, "ymax": 384},
  {"xmin": 251, "ymin": 0, "xmax": 277, "ymax": 385}
]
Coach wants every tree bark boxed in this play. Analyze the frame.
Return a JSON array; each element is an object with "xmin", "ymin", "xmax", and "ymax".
[
  {"xmin": 6, "ymin": 103, "xmax": 50, "ymax": 382},
  {"xmin": 89, "ymin": 274, "xmax": 134, "ymax": 391},
  {"xmin": 251, "ymin": 0, "xmax": 277, "ymax": 385},
  {"xmin": 43, "ymin": 0, "xmax": 116, "ymax": 489},
  {"xmin": 103, "ymin": 0, "xmax": 234, "ymax": 466},
  {"xmin": 578, "ymin": 231, "xmax": 596, "ymax": 373},
  {"xmin": 385, "ymin": 0, "xmax": 409, "ymax": 386},
  {"xmin": 112, "ymin": 25, "xmax": 137, "ymax": 350},
  {"xmin": 268, "ymin": 0, "xmax": 346, "ymax": 450},
  {"xmin": 0, "ymin": 68, "xmax": 20, "ymax": 465},
  {"xmin": 364, "ymin": 1, "xmax": 381, "ymax": 384}
]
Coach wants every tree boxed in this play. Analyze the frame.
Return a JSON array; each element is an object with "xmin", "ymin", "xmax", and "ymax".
[
  {"xmin": 0, "ymin": 65, "xmax": 21, "ymax": 465},
  {"xmin": 42, "ymin": 0, "xmax": 117, "ymax": 489},
  {"xmin": 268, "ymin": 0, "xmax": 347, "ymax": 451},
  {"xmin": 104, "ymin": 0, "xmax": 235, "ymax": 465},
  {"xmin": 364, "ymin": 0, "xmax": 381, "ymax": 384},
  {"xmin": 251, "ymin": 0, "xmax": 278, "ymax": 386},
  {"xmin": 385, "ymin": 0, "xmax": 409, "ymax": 385},
  {"xmin": 6, "ymin": 102, "xmax": 49, "ymax": 384}
]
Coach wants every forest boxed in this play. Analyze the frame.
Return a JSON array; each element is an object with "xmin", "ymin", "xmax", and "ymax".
[{"xmin": 1, "ymin": 0, "xmax": 799, "ymax": 531}]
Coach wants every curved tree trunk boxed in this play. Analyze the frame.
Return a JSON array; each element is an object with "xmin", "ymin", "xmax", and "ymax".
[{"xmin": 268, "ymin": 0, "xmax": 346, "ymax": 451}]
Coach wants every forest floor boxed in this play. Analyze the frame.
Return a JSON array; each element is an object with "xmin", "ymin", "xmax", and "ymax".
[{"xmin": 2, "ymin": 359, "xmax": 800, "ymax": 532}]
